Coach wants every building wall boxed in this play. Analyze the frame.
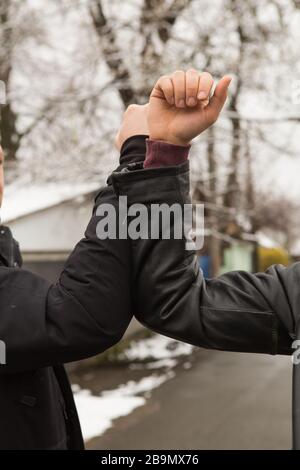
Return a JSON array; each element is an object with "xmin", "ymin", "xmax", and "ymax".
[
  {"xmin": 8, "ymin": 195, "xmax": 95, "ymax": 253},
  {"xmin": 220, "ymin": 243, "xmax": 255, "ymax": 274}
]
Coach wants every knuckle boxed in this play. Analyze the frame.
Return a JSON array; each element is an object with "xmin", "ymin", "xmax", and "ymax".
[
  {"xmin": 187, "ymin": 68, "xmax": 198, "ymax": 75},
  {"xmin": 125, "ymin": 104, "xmax": 137, "ymax": 114},
  {"xmin": 160, "ymin": 78, "xmax": 172, "ymax": 91},
  {"xmin": 201, "ymin": 71, "xmax": 213, "ymax": 81},
  {"xmin": 172, "ymin": 70, "xmax": 184, "ymax": 77}
]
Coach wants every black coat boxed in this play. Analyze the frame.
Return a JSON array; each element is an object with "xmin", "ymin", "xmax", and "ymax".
[
  {"xmin": 0, "ymin": 171, "xmax": 134, "ymax": 448},
  {"xmin": 0, "ymin": 226, "xmax": 84, "ymax": 449},
  {"xmin": 111, "ymin": 136, "xmax": 300, "ymax": 449}
]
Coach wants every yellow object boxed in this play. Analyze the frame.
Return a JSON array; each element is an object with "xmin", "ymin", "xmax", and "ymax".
[{"xmin": 257, "ymin": 246, "xmax": 289, "ymax": 272}]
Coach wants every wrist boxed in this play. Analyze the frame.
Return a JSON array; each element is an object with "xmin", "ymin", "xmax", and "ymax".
[
  {"xmin": 149, "ymin": 135, "xmax": 191, "ymax": 147},
  {"xmin": 144, "ymin": 139, "xmax": 191, "ymax": 169},
  {"xmin": 119, "ymin": 135, "xmax": 148, "ymax": 165}
]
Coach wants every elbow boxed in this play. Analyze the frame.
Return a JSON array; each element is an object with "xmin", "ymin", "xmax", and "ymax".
[
  {"xmin": 103, "ymin": 322, "xmax": 129, "ymax": 350},
  {"xmin": 107, "ymin": 331, "xmax": 125, "ymax": 349},
  {"xmin": 134, "ymin": 312, "xmax": 157, "ymax": 332}
]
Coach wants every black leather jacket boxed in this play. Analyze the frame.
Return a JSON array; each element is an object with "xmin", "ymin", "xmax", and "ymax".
[{"xmin": 112, "ymin": 136, "xmax": 298, "ymax": 449}]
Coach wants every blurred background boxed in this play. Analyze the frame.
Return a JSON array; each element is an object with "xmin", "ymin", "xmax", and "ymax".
[{"xmin": 1, "ymin": 0, "xmax": 300, "ymax": 450}]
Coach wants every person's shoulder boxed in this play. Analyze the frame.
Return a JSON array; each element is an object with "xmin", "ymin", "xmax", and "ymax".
[{"xmin": 0, "ymin": 225, "xmax": 22, "ymax": 268}]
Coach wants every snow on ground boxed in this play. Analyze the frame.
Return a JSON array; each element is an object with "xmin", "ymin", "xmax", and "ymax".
[
  {"xmin": 73, "ymin": 372, "xmax": 174, "ymax": 441},
  {"xmin": 119, "ymin": 334, "xmax": 194, "ymax": 365},
  {"xmin": 73, "ymin": 334, "xmax": 194, "ymax": 441}
]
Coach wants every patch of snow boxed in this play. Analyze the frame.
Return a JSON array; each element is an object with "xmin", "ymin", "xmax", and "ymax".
[
  {"xmin": 73, "ymin": 372, "xmax": 174, "ymax": 441},
  {"xmin": 74, "ymin": 388, "xmax": 144, "ymax": 441},
  {"xmin": 119, "ymin": 334, "xmax": 194, "ymax": 362},
  {"xmin": 145, "ymin": 358, "xmax": 178, "ymax": 369}
]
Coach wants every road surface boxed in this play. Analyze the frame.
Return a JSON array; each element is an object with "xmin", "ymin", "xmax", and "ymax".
[{"xmin": 86, "ymin": 349, "xmax": 292, "ymax": 450}]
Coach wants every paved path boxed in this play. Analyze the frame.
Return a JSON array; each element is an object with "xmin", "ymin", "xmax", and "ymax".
[{"xmin": 87, "ymin": 349, "xmax": 292, "ymax": 450}]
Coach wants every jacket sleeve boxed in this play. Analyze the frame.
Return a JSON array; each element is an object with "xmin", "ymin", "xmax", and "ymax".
[
  {"xmin": 0, "ymin": 183, "xmax": 133, "ymax": 373},
  {"xmin": 111, "ymin": 161, "xmax": 294, "ymax": 356}
]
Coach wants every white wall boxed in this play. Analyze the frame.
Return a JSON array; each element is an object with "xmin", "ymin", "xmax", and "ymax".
[{"xmin": 8, "ymin": 195, "xmax": 95, "ymax": 253}]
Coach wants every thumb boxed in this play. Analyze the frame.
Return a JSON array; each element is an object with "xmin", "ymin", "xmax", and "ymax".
[{"xmin": 205, "ymin": 75, "xmax": 232, "ymax": 123}]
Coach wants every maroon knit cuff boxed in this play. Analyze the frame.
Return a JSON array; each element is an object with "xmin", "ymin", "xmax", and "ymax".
[{"xmin": 143, "ymin": 139, "xmax": 191, "ymax": 169}]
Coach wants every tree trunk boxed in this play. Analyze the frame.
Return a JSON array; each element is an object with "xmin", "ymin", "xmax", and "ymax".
[
  {"xmin": 0, "ymin": 102, "xmax": 19, "ymax": 161},
  {"xmin": 224, "ymin": 91, "xmax": 241, "ymax": 213},
  {"xmin": 89, "ymin": 1, "xmax": 136, "ymax": 107},
  {"xmin": 0, "ymin": 1, "xmax": 20, "ymax": 161}
]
